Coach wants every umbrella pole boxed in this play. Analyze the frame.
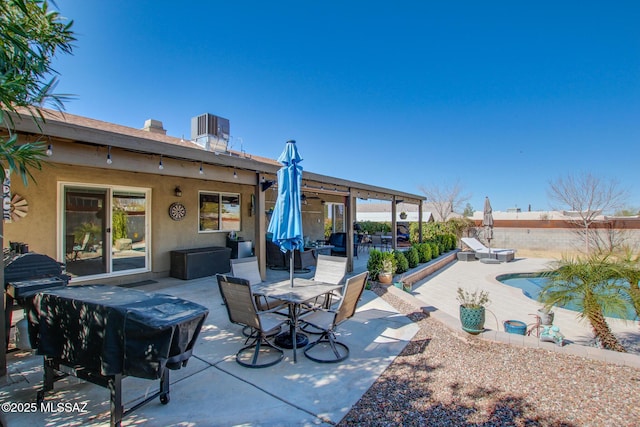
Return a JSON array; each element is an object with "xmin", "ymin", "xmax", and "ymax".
[{"xmin": 290, "ymin": 251, "xmax": 294, "ymax": 287}]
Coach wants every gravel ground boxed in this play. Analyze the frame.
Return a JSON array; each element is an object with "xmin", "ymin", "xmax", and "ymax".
[{"xmin": 337, "ymin": 285, "xmax": 640, "ymax": 427}]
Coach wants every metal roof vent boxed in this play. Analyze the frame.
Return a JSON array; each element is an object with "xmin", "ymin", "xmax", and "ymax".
[
  {"xmin": 190, "ymin": 113, "xmax": 230, "ymax": 153},
  {"xmin": 142, "ymin": 119, "xmax": 166, "ymax": 135}
]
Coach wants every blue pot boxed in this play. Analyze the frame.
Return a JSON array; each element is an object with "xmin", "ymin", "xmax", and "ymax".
[
  {"xmin": 503, "ymin": 320, "xmax": 527, "ymax": 335},
  {"xmin": 459, "ymin": 306, "xmax": 485, "ymax": 334}
]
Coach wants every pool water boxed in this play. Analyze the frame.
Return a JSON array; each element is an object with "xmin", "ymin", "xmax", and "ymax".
[{"xmin": 497, "ymin": 273, "xmax": 636, "ymax": 320}]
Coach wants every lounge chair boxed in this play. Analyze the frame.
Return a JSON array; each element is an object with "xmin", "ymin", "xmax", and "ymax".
[{"xmin": 461, "ymin": 237, "xmax": 516, "ymax": 262}]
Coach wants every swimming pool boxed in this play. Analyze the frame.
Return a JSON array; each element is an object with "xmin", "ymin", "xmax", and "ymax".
[
  {"xmin": 497, "ymin": 273, "xmax": 547, "ymax": 300},
  {"xmin": 496, "ymin": 272, "xmax": 636, "ymax": 320}
]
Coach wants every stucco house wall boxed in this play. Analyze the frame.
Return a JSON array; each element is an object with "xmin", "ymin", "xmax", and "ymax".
[{"xmin": 4, "ymin": 161, "xmax": 260, "ymax": 283}]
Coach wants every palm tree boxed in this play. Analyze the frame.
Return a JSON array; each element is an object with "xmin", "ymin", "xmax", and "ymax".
[
  {"xmin": 539, "ymin": 254, "xmax": 629, "ymax": 352},
  {"xmin": 611, "ymin": 248, "xmax": 640, "ymax": 321},
  {"xmin": 1, "ymin": 0, "xmax": 75, "ymax": 184},
  {"xmin": 0, "ymin": 0, "xmax": 75, "ymax": 377}
]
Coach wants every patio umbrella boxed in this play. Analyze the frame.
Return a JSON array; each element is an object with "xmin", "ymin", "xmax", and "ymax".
[
  {"xmin": 483, "ymin": 196, "xmax": 494, "ymax": 258},
  {"xmin": 267, "ymin": 140, "xmax": 304, "ymax": 287}
]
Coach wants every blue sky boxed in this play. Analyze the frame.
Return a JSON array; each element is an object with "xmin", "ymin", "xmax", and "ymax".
[{"xmin": 51, "ymin": 1, "xmax": 639, "ymax": 212}]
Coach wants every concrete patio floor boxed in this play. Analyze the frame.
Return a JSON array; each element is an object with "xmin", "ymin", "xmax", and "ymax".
[
  {"xmin": 1, "ymin": 253, "xmax": 419, "ymax": 427},
  {"xmin": 2, "ymin": 252, "xmax": 639, "ymax": 426}
]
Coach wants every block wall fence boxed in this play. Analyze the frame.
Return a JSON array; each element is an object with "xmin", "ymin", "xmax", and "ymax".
[{"xmin": 468, "ymin": 227, "xmax": 640, "ymax": 253}]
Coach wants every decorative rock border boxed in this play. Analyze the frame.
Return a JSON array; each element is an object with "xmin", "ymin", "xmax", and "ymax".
[{"xmin": 382, "ymin": 264, "xmax": 640, "ymax": 369}]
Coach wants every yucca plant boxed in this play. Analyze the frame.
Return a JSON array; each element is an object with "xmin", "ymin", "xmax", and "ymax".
[{"xmin": 456, "ymin": 288, "xmax": 490, "ymax": 308}]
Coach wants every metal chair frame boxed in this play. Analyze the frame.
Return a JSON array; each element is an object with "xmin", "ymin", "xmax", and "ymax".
[
  {"xmin": 302, "ymin": 271, "xmax": 368, "ymax": 363},
  {"xmin": 217, "ymin": 274, "xmax": 286, "ymax": 368}
]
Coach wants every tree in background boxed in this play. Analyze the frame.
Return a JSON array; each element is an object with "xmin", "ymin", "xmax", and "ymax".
[
  {"xmin": 614, "ymin": 207, "xmax": 640, "ymax": 216},
  {"xmin": 419, "ymin": 179, "xmax": 471, "ymax": 222},
  {"xmin": 462, "ymin": 202, "xmax": 474, "ymax": 217},
  {"xmin": 0, "ymin": 0, "xmax": 75, "ymax": 376},
  {"xmin": 547, "ymin": 172, "xmax": 628, "ymax": 255}
]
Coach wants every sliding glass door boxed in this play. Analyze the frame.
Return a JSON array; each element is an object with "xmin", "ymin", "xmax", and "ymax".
[
  {"xmin": 63, "ymin": 184, "xmax": 149, "ymax": 279},
  {"xmin": 112, "ymin": 190, "xmax": 148, "ymax": 272}
]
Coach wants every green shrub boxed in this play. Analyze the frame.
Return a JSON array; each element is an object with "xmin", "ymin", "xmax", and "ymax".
[
  {"xmin": 446, "ymin": 233, "xmax": 457, "ymax": 250},
  {"xmin": 394, "ymin": 250, "xmax": 409, "ymax": 274},
  {"xmin": 415, "ymin": 243, "xmax": 432, "ymax": 263},
  {"xmin": 430, "ymin": 242, "xmax": 440, "ymax": 258},
  {"xmin": 367, "ymin": 249, "xmax": 384, "ymax": 280},
  {"xmin": 406, "ymin": 246, "xmax": 420, "ymax": 268}
]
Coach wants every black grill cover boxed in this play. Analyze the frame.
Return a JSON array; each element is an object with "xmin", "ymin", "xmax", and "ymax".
[
  {"xmin": 4, "ymin": 252, "xmax": 68, "ymax": 283},
  {"xmin": 29, "ymin": 285, "xmax": 209, "ymax": 379}
]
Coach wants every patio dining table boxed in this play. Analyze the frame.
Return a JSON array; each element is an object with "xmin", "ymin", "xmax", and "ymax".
[{"xmin": 253, "ymin": 278, "xmax": 341, "ymax": 362}]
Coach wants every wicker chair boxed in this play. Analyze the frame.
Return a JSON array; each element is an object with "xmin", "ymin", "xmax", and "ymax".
[{"xmin": 266, "ymin": 240, "xmax": 288, "ymax": 270}]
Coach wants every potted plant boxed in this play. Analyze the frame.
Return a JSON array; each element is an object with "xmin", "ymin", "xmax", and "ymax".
[
  {"xmin": 378, "ymin": 252, "xmax": 396, "ymax": 284},
  {"xmin": 456, "ymin": 287, "xmax": 490, "ymax": 334},
  {"xmin": 537, "ymin": 306, "xmax": 554, "ymax": 326},
  {"xmin": 399, "ymin": 211, "xmax": 407, "ymax": 220}
]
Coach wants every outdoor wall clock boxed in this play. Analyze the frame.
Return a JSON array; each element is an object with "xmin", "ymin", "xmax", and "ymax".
[{"xmin": 169, "ymin": 202, "xmax": 186, "ymax": 221}]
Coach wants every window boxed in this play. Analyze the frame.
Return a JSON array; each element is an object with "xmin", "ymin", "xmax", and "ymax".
[{"xmin": 199, "ymin": 191, "xmax": 241, "ymax": 232}]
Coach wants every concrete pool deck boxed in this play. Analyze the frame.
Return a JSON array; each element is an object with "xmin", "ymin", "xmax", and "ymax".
[{"xmin": 404, "ymin": 256, "xmax": 640, "ymax": 365}]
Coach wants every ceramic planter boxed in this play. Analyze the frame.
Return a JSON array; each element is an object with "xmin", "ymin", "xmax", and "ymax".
[
  {"xmin": 503, "ymin": 320, "xmax": 527, "ymax": 335},
  {"xmin": 537, "ymin": 309, "xmax": 554, "ymax": 325},
  {"xmin": 378, "ymin": 272, "xmax": 393, "ymax": 284},
  {"xmin": 459, "ymin": 305, "xmax": 486, "ymax": 334}
]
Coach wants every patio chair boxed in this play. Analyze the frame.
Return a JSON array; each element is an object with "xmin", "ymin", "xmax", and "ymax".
[
  {"xmin": 328, "ymin": 232, "xmax": 359, "ymax": 258},
  {"xmin": 71, "ymin": 232, "xmax": 91, "ymax": 261},
  {"xmin": 266, "ymin": 239, "xmax": 288, "ymax": 270},
  {"xmin": 230, "ymin": 257, "xmax": 286, "ymax": 310},
  {"xmin": 216, "ymin": 274, "xmax": 287, "ymax": 368},
  {"xmin": 230, "ymin": 257, "xmax": 287, "ymax": 337},
  {"xmin": 292, "ymin": 248, "xmax": 317, "ymax": 272},
  {"xmin": 299, "ymin": 254, "xmax": 348, "ymax": 334},
  {"xmin": 370, "ymin": 235, "xmax": 389, "ymax": 252},
  {"xmin": 299, "ymin": 254, "xmax": 349, "ymax": 334},
  {"xmin": 313, "ymin": 254, "xmax": 347, "ymax": 286},
  {"xmin": 301, "ymin": 271, "xmax": 368, "ymax": 363},
  {"xmin": 357, "ymin": 233, "xmax": 372, "ymax": 254},
  {"xmin": 460, "ymin": 237, "xmax": 516, "ymax": 262}
]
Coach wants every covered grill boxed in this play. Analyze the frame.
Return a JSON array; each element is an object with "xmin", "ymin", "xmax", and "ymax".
[
  {"xmin": 29, "ymin": 284, "xmax": 209, "ymax": 427},
  {"xmin": 4, "ymin": 252, "xmax": 70, "ymax": 349}
]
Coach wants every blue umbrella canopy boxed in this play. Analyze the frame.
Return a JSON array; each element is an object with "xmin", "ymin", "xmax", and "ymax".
[{"xmin": 267, "ymin": 140, "xmax": 304, "ymax": 285}]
